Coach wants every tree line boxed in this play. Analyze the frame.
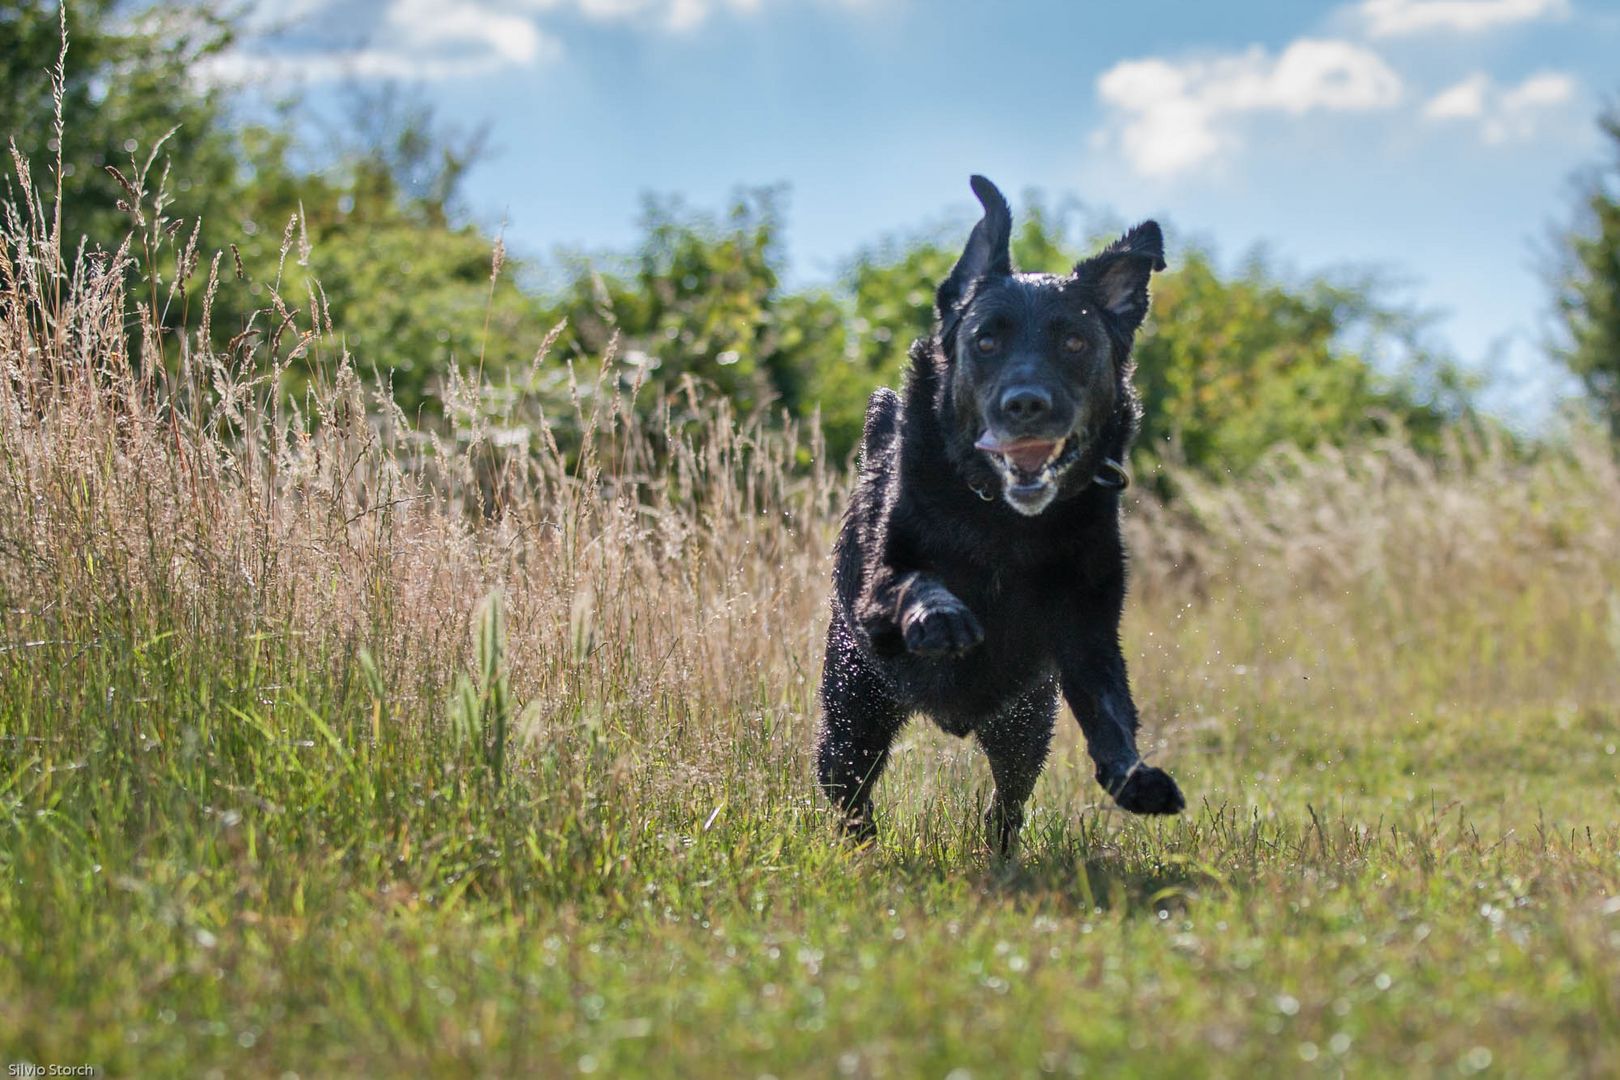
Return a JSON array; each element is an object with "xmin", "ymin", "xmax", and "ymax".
[{"xmin": 5, "ymin": 0, "xmax": 1617, "ymax": 471}]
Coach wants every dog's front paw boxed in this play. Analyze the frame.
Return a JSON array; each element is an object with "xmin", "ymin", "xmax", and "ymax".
[
  {"xmin": 900, "ymin": 597, "xmax": 984, "ymax": 656},
  {"xmin": 1105, "ymin": 764, "xmax": 1185, "ymax": 815}
]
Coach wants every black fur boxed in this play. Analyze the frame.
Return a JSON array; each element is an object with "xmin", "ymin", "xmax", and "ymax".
[{"xmin": 817, "ymin": 176, "xmax": 1183, "ymax": 855}]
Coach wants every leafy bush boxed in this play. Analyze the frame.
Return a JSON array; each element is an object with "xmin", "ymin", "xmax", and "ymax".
[{"xmin": 1552, "ymin": 105, "xmax": 1620, "ymax": 436}]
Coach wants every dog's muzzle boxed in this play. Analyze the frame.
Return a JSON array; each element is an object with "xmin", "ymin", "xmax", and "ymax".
[{"xmin": 974, "ymin": 432, "xmax": 1084, "ymax": 515}]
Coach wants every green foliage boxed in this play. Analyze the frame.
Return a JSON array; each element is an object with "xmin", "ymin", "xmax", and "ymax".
[
  {"xmin": 549, "ymin": 188, "xmax": 849, "ymax": 443},
  {"xmin": 1, "ymin": 3, "xmax": 530, "ymax": 414},
  {"xmin": 1553, "ymin": 105, "xmax": 1620, "ymax": 436},
  {"xmin": 263, "ymin": 186, "xmax": 539, "ymax": 414},
  {"xmin": 167, "ymin": 97, "xmax": 540, "ymax": 415},
  {"xmin": 1133, "ymin": 252, "xmax": 1463, "ymax": 478},
  {"xmin": 0, "ymin": 0, "xmax": 237, "ymax": 249}
]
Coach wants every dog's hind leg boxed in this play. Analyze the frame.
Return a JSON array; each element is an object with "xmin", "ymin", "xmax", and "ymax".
[
  {"xmin": 975, "ymin": 681, "xmax": 1058, "ymax": 857},
  {"xmin": 817, "ymin": 615, "xmax": 906, "ymax": 844}
]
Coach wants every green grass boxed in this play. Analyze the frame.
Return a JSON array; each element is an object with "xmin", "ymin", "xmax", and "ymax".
[{"xmin": 4, "ymin": 560, "xmax": 1619, "ymax": 1077}]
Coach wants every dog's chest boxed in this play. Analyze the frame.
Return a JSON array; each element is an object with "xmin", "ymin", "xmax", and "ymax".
[
  {"xmin": 944, "ymin": 554, "xmax": 1074, "ymax": 656},
  {"xmin": 933, "ymin": 519, "xmax": 1087, "ymax": 606}
]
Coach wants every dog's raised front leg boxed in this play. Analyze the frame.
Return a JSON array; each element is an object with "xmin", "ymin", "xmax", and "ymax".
[
  {"xmin": 1059, "ymin": 632, "xmax": 1184, "ymax": 815},
  {"xmin": 857, "ymin": 567, "xmax": 983, "ymax": 657}
]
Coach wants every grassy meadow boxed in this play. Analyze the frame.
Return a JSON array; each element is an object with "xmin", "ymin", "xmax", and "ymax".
[{"xmin": 3, "ymin": 160, "xmax": 1620, "ymax": 1078}]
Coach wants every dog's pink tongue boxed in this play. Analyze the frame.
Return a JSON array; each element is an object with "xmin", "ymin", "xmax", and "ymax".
[
  {"xmin": 1006, "ymin": 443, "xmax": 1054, "ymax": 473},
  {"xmin": 975, "ymin": 435, "xmax": 1055, "ymax": 474}
]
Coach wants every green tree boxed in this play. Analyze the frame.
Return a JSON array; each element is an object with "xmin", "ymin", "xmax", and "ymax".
[
  {"xmin": 0, "ymin": 0, "xmax": 238, "ymax": 251},
  {"xmin": 1, "ymin": 4, "xmax": 535, "ymax": 413},
  {"xmin": 1552, "ymin": 105, "xmax": 1620, "ymax": 435},
  {"xmin": 1133, "ymin": 251, "xmax": 1461, "ymax": 476},
  {"xmin": 549, "ymin": 188, "xmax": 849, "ymax": 441},
  {"xmin": 219, "ymin": 106, "xmax": 541, "ymax": 415}
]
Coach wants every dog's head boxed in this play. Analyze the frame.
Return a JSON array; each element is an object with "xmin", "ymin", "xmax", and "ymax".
[{"xmin": 933, "ymin": 175, "xmax": 1165, "ymax": 516}]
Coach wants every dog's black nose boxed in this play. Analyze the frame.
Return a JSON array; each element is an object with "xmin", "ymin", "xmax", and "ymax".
[{"xmin": 999, "ymin": 386, "xmax": 1052, "ymax": 424}]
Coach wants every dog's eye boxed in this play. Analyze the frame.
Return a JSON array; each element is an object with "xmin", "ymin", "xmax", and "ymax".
[
  {"xmin": 1062, "ymin": 334, "xmax": 1087, "ymax": 353},
  {"xmin": 975, "ymin": 334, "xmax": 999, "ymax": 355}
]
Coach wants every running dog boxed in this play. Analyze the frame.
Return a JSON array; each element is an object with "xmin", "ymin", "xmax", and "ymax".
[{"xmin": 817, "ymin": 175, "xmax": 1184, "ymax": 854}]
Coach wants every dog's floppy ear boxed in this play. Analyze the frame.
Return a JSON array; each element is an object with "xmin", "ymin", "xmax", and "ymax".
[
  {"xmin": 1074, "ymin": 221, "xmax": 1166, "ymax": 331},
  {"xmin": 936, "ymin": 175, "xmax": 1012, "ymax": 319}
]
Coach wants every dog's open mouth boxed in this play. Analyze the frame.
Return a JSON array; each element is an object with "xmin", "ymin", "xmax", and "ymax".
[{"xmin": 974, "ymin": 433, "xmax": 1081, "ymax": 514}]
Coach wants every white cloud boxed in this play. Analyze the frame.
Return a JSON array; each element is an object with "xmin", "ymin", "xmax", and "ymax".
[
  {"xmin": 1501, "ymin": 71, "xmax": 1575, "ymax": 108},
  {"xmin": 1423, "ymin": 70, "xmax": 1576, "ymax": 141},
  {"xmin": 207, "ymin": 0, "xmax": 561, "ymax": 85},
  {"xmin": 1095, "ymin": 39, "xmax": 1404, "ymax": 178},
  {"xmin": 242, "ymin": 0, "xmax": 332, "ymax": 30},
  {"xmin": 519, "ymin": 0, "xmax": 784, "ymax": 33},
  {"xmin": 392, "ymin": 0, "xmax": 549, "ymax": 66},
  {"xmin": 1357, "ymin": 0, "xmax": 1569, "ymax": 38},
  {"xmin": 1422, "ymin": 73, "xmax": 1489, "ymax": 118},
  {"xmin": 215, "ymin": 0, "xmax": 859, "ymax": 83}
]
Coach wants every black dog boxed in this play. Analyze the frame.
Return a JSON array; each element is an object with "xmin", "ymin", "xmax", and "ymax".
[{"xmin": 817, "ymin": 175, "xmax": 1184, "ymax": 855}]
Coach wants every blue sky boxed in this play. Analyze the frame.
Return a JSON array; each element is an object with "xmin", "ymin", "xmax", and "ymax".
[{"xmin": 223, "ymin": 0, "xmax": 1620, "ymax": 419}]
